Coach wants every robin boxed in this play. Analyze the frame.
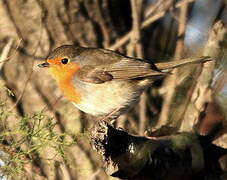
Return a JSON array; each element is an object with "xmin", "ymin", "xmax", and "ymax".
[{"xmin": 38, "ymin": 45, "xmax": 210, "ymax": 119}]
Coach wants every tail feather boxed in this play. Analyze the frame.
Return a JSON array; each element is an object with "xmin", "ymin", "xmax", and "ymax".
[{"xmin": 155, "ymin": 56, "xmax": 212, "ymax": 71}]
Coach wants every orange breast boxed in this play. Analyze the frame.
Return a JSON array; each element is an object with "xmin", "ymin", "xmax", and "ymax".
[
  {"xmin": 48, "ymin": 61, "xmax": 81, "ymax": 103},
  {"xmin": 59, "ymin": 80, "xmax": 80, "ymax": 103}
]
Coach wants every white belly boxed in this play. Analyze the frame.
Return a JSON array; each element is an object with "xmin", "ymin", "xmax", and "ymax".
[{"xmin": 72, "ymin": 80, "xmax": 140, "ymax": 117}]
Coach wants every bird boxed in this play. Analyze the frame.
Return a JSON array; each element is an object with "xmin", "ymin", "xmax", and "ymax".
[{"xmin": 38, "ymin": 45, "xmax": 211, "ymax": 119}]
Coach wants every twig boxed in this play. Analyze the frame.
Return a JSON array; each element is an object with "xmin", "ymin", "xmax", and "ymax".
[
  {"xmin": 157, "ymin": 3, "xmax": 188, "ymax": 127},
  {"xmin": 139, "ymin": 93, "xmax": 147, "ymax": 135},
  {"xmin": 0, "ymin": 38, "xmax": 14, "ymax": 71},
  {"xmin": 8, "ymin": 12, "xmax": 44, "ymax": 112},
  {"xmin": 144, "ymin": 0, "xmax": 172, "ymax": 18},
  {"xmin": 109, "ymin": 0, "xmax": 195, "ymax": 50},
  {"xmin": 0, "ymin": 39, "xmax": 22, "ymax": 65},
  {"xmin": 94, "ymin": 1, "xmax": 110, "ymax": 48},
  {"xmin": 90, "ymin": 169, "xmax": 101, "ymax": 180},
  {"xmin": 129, "ymin": 0, "xmax": 146, "ymax": 135},
  {"xmin": 180, "ymin": 21, "xmax": 227, "ymax": 132},
  {"xmin": 0, "ymin": 143, "xmax": 18, "ymax": 158}
]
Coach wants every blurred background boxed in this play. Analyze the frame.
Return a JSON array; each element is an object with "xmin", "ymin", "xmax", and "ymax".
[{"xmin": 0, "ymin": 0, "xmax": 226, "ymax": 179}]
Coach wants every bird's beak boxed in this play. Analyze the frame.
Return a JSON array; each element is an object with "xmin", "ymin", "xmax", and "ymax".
[{"xmin": 38, "ymin": 62, "xmax": 50, "ymax": 68}]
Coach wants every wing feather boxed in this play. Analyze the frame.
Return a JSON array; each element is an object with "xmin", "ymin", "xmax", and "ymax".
[
  {"xmin": 75, "ymin": 48, "xmax": 166, "ymax": 84},
  {"xmin": 106, "ymin": 58, "xmax": 166, "ymax": 79}
]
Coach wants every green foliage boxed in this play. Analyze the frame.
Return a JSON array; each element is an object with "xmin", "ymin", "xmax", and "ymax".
[{"xmin": 0, "ymin": 85, "xmax": 76, "ymax": 178}]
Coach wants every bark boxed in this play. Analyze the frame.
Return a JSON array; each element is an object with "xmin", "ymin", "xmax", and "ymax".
[{"xmin": 91, "ymin": 121, "xmax": 227, "ymax": 180}]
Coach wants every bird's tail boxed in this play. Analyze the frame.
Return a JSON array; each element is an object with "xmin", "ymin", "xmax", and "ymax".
[{"xmin": 155, "ymin": 56, "xmax": 212, "ymax": 71}]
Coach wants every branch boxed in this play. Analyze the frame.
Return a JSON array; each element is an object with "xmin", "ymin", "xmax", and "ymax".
[
  {"xmin": 180, "ymin": 21, "xmax": 227, "ymax": 132},
  {"xmin": 108, "ymin": 0, "xmax": 195, "ymax": 50},
  {"xmin": 0, "ymin": 38, "xmax": 14, "ymax": 71},
  {"xmin": 129, "ymin": 0, "xmax": 147, "ymax": 135},
  {"xmin": 90, "ymin": 121, "xmax": 227, "ymax": 180},
  {"xmin": 157, "ymin": 2, "xmax": 188, "ymax": 127}
]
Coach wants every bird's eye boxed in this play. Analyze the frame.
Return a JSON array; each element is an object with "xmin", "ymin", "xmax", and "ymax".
[{"xmin": 61, "ymin": 58, "xmax": 69, "ymax": 64}]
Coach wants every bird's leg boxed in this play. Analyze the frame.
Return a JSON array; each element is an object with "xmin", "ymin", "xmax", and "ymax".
[{"xmin": 100, "ymin": 107, "xmax": 120, "ymax": 125}]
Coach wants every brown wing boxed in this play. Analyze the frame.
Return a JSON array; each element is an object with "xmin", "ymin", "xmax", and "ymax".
[
  {"xmin": 106, "ymin": 58, "xmax": 166, "ymax": 79},
  {"xmin": 76, "ymin": 65, "xmax": 113, "ymax": 84},
  {"xmin": 75, "ymin": 48, "xmax": 210, "ymax": 84},
  {"xmin": 76, "ymin": 58, "xmax": 166, "ymax": 84}
]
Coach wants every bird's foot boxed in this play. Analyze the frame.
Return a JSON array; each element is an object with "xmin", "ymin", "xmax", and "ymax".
[{"xmin": 99, "ymin": 108, "xmax": 120, "ymax": 126}]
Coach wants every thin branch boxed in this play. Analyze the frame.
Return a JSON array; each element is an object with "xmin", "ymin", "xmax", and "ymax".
[
  {"xmin": 109, "ymin": 0, "xmax": 195, "ymax": 50},
  {"xmin": 139, "ymin": 93, "xmax": 147, "ymax": 135},
  {"xmin": 8, "ymin": 11, "xmax": 44, "ymax": 112},
  {"xmin": 129, "ymin": 0, "xmax": 146, "ymax": 135},
  {"xmin": 144, "ymin": 0, "xmax": 172, "ymax": 18},
  {"xmin": 157, "ymin": 3, "xmax": 188, "ymax": 127},
  {"xmin": 0, "ymin": 38, "xmax": 14, "ymax": 71},
  {"xmin": 94, "ymin": 1, "xmax": 110, "ymax": 48},
  {"xmin": 180, "ymin": 21, "xmax": 227, "ymax": 132}
]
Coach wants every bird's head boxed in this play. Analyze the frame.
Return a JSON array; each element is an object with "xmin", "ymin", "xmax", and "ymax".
[
  {"xmin": 38, "ymin": 45, "xmax": 83, "ymax": 103},
  {"xmin": 38, "ymin": 45, "xmax": 81, "ymax": 83}
]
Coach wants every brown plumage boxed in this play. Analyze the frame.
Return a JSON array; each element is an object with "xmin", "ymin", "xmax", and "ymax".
[{"xmin": 38, "ymin": 45, "xmax": 211, "ymax": 118}]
